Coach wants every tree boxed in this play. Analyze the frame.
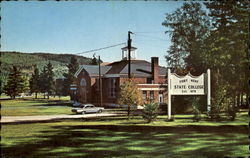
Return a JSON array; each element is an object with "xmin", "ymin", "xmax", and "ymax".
[
  {"xmin": 39, "ymin": 66, "xmax": 48, "ymax": 99},
  {"xmin": 118, "ymin": 79, "xmax": 142, "ymax": 119},
  {"xmin": 39, "ymin": 62, "xmax": 54, "ymax": 99},
  {"xmin": 162, "ymin": 2, "xmax": 211, "ymax": 118},
  {"xmin": 63, "ymin": 56, "xmax": 79, "ymax": 98},
  {"xmin": 55, "ymin": 79, "xmax": 64, "ymax": 99},
  {"xmin": 46, "ymin": 62, "xmax": 54, "ymax": 99},
  {"xmin": 162, "ymin": 2, "xmax": 210, "ymax": 75},
  {"xmin": 142, "ymin": 103, "xmax": 159, "ymax": 123},
  {"xmin": 29, "ymin": 66, "xmax": 40, "ymax": 99},
  {"xmin": 204, "ymin": 1, "xmax": 249, "ymax": 118},
  {"xmin": 163, "ymin": 1, "xmax": 249, "ymax": 120},
  {"xmin": 0, "ymin": 77, "xmax": 6, "ymax": 96},
  {"xmin": 4, "ymin": 66, "xmax": 24, "ymax": 99},
  {"xmin": 21, "ymin": 75, "xmax": 30, "ymax": 94}
]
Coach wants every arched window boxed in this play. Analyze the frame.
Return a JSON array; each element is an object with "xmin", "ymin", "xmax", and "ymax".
[
  {"xmin": 80, "ymin": 78, "xmax": 87, "ymax": 103},
  {"xmin": 80, "ymin": 78, "xmax": 86, "ymax": 86}
]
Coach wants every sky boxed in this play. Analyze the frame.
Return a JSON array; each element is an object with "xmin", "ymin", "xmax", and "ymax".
[{"xmin": 1, "ymin": 1, "xmax": 185, "ymax": 67}]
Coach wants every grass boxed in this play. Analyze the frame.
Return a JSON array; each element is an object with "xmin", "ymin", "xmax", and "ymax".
[
  {"xmin": 1, "ymin": 112, "xmax": 248, "ymax": 158},
  {"xmin": 1, "ymin": 95, "xmax": 71, "ymax": 116},
  {"xmin": 1, "ymin": 97, "xmax": 248, "ymax": 157}
]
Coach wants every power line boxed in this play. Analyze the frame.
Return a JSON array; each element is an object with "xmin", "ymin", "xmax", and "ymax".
[
  {"xmin": 133, "ymin": 41, "xmax": 167, "ymax": 48},
  {"xmin": 76, "ymin": 42, "xmax": 126, "ymax": 55}
]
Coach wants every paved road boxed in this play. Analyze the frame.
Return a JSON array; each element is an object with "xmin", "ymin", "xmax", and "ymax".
[{"xmin": 1, "ymin": 113, "xmax": 122, "ymax": 123}]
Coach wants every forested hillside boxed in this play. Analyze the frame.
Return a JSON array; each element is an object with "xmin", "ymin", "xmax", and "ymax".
[{"xmin": 0, "ymin": 51, "xmax": 92, "ymax": 88}]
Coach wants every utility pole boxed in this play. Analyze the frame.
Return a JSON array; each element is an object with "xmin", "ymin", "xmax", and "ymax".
[
  {"xmin": 128, "ymin": 31, "xmax": 132, "ymax": 79},
  {"xmin": 98, "ymin": 55, "xmax": 103, "ymax": 107}
]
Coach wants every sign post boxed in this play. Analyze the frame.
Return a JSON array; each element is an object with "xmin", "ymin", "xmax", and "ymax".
[
  {"xmin": 207, "ymin": 69, "xmax": 211, "ymax": 112},
  {"xmin": 168, "ymin": 69, "xmax": 171, "ymax": 120},
  {"xmin": 167, "ymin": 69, "xmax": 211, "ymax": 120}
]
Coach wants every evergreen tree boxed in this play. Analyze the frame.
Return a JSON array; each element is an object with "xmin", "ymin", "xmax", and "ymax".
[
  {"xmin": 63, "ymin": 56, "xmax": 79, "ymax": 97},
  {"xmin": 46, "ymin": 62, "xmax": 54, "ymax": 99},
  {"xmin": 162, "ymin": 2, "xmax": 210, "ymax": 75},
  {"xmin": 142, "ymin": 103, "xmax": 159, "ymax": 123},
  {"xmin": 29, "ymin": 66, "xmax": 40, "ymax": 98},
  {"xmin": 162, "ymin": 1, "xmax": 249, "ymax": 120},
  {"xmin": 204, "ymin": 0, "xmax": 249, "ymax": 117},
  {"xmin": 40, "ymin": 66, "xmax": 48, "ymax": 99},
  {"xmin": 4, "ymin": 66, "xmax": 24, "ymax": 99},
  {"xmin": 0, "ymin": 77, "xmax": 6, "ymax": 95},
  {"xmin": 21, "ymin": 75, "xmax": 30, "ymax": 94}
]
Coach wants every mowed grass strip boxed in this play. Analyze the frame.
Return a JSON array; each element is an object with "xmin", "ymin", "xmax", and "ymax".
[
  {"xmin": 1, "ymin": 96, "xmax": 71, "ymax": 116},
  {"xmin": 1, "ymin": 113, "xmax": 248, "ymax": 158}
]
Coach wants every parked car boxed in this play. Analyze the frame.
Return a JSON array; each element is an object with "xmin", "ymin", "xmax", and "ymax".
[{"xmin": 71, "ymin": 104, "xmax": 104, "ymax": 114}]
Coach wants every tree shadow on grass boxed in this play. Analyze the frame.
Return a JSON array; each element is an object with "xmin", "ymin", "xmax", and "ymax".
[
  {"xmin": 21, "ymin": 98, "xmax": 71, "ymax": 103},
  {"xmin": 30, "ymin": 102, "xmax": 72, "ymax": 107},
  {"xmin": 1, "ymin": 123, "xmax": 248, "ymax": 158}
]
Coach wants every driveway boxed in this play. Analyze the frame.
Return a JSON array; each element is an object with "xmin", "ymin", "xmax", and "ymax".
[{"xmin": 1, "ymin": 113, "xmax": 123, "ymax": 123}]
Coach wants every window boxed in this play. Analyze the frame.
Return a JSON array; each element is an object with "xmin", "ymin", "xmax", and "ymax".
[
  {"xmin": 159, "ymin": 92, "xmax": 164, "ymax": 103},
  {"xmin": 80, "ymin": 78, "xmax": 87, "ymax": 102},
  {"xmin": 147, "ymin": 78, "xmax": 152, "ymax": 84},
  {"xmin": 150, "ymin": 91, "xmax": 154, "ymax": 101},
  {"xmin": 110, "ymin": 78, "xmax": 116, "ymax": 98},
  {"xmin": 142, "ymin": 91, "xmax": 147, "ymax": 100},
  {"xmin": 80, "ymin": 78, "xmax": 86, "ymax": 86}
]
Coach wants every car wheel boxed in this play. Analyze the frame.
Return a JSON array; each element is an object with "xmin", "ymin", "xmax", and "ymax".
[
  {"xmin": 82, "ymin": 111, "xmax": 85, "ymax": 114},
  {"xmin": 98, "ymin": 110, "xmax": 102, "ymax": 113}
]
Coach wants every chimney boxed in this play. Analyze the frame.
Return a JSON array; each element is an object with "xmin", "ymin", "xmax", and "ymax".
[{"xmin": 151, "ymin": 57, "xmax": 159, "ymax": 84}]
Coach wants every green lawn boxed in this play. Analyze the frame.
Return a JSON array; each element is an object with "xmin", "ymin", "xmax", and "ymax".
[
  {"xmin": 1, "ymin": 96, "xmax": 72, "ymax": 116},
  {"xmin": 1, "ymin": 112, "xmax": 248, "ymax": 158}
]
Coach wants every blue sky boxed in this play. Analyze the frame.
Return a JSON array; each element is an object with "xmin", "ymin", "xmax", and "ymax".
[{"xmin": 1, "ymin": 1, "xmax": 185, "ymax": 67}]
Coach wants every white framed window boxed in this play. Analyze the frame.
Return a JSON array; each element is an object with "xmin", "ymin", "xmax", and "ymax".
[
  {"xmin": 142, "ymin": 91, "xmax": 147, "ymax": 100},
  {"xmin": 159, "ymin": 92, "xmax": 164, "ymax": 103},
  {"xmin": 150, "ymin": 91, "xmax": 154, "ymax": 101}
]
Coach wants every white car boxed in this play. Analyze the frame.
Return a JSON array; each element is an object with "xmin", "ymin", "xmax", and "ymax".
[{"xmin": 71, "ymin": 104, "xmax": 104, "ymax": 114}]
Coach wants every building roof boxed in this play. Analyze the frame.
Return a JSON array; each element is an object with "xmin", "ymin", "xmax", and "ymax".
[
  {"xmin": 74, "ymin": 65, "xmax": 112, "ymax": 77},
  {"xmin": 100, "ymin": 62, "xmax": 111, "ymax": 66},
  {"xmin": 74, "ymin": 59, "xmax": 167, "ymax": 78},
  {"xmin": 106, "ymin": 60, "xmax": 166, "ymax": 76}
]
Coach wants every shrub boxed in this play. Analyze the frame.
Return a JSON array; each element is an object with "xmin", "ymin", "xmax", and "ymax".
[
  {"xmin": 227, "ymin": 106, "xmax": 236, "ymax": 121},
  {"xmin": 208, "ymin": 85, "xmax": 226, "ymax": 121},
  {"xmin": 193, "ymin": 108, "xmax": 201, "ymax": 122},
  {"xmin": 192, "ymin": 97, "xmax": 201, "ymax": 122},
  {"xmin": 142, "ymin": 103, "xmax": 159, "ymax": 123}
]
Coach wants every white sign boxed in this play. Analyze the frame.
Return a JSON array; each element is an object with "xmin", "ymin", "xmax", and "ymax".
[
  {"xmin": 167, "ymin": 69, "xmax": 211, "ymax": 120},
  {"xmin": 170, "ymin": 73, "xmax": 205, "ymax": 95}
]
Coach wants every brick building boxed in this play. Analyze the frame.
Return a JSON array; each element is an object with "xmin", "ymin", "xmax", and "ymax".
[{"xmin": 71, "ymin": 46, "xmax": 168, "ymax": 107}]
